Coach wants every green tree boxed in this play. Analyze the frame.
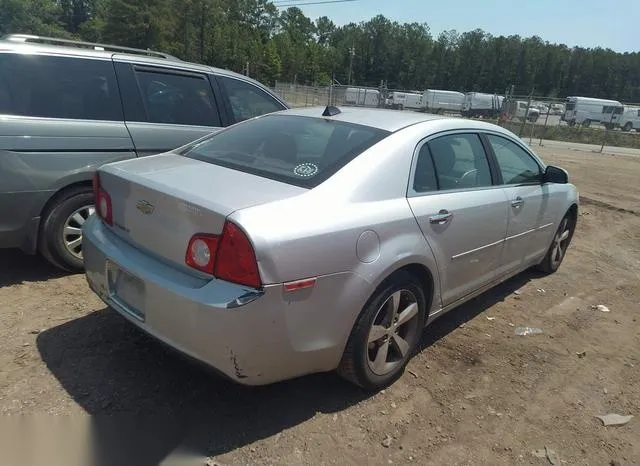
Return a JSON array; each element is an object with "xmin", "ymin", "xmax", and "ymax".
[{"xmin": 0, "ymin": 0, "xmax": 70, "ymax": 37}]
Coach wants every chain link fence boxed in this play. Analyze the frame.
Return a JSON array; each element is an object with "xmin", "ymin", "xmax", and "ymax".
[{"xmin": 271, "ymin": 82, "xmax": 640, "ymax": 152}]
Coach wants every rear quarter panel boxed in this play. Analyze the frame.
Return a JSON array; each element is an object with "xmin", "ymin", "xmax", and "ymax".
[
  {"xmin": 0, "ymin": 117, "xmax": 135, "ymax": 247},
  {"xmin": 232, "ymin": 127, "xmax": 445, "ymax": 314}
]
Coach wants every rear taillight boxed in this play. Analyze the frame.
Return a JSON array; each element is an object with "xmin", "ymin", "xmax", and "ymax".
[
  {"xmin": 214, "ymin": 222, "xmax": 261, "ymax": 288},
  {"xmin": 185, "ymin": 234, "xmax": 219, "ymax": 274},
  {"xmin": 185, "ymin": 221, "xmax": 261, "ymax": 288},
  {"xmin": 92, "ymin": 172, "xmax": 113, "ymax": 226}
]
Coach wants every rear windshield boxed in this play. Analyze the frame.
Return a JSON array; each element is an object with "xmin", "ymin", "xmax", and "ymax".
[{"xmin": 181, "ymin": 114, "xmax": 390, "ymax": 188}]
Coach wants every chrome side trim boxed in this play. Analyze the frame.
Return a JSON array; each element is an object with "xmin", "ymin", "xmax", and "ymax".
[
  {"xmin": 451, "ymin": 238, "xmax": 504, "ymax": 260},
  {"xmin": 505, "ymin": 228, "xmax": 536, "ymax": 242}
]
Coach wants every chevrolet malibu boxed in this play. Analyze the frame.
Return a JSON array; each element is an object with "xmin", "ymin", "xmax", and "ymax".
[{"xmin": 83, "ymin": 106, "xmax": 578, "ymax": 390}]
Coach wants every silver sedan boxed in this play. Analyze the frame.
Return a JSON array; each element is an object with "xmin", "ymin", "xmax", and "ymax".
[{"xmin": 82, "ymin": 106, "xmax": 578, "ymax": 390}]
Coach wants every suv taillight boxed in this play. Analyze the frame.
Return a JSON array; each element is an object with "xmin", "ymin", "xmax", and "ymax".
[
  {"xmin": 92, "ymin": 173, "xmax": 112, "ymax": 226},
  {"xmin": 185, "ymin": 221, "xmax": 261, "ymax": 288}
]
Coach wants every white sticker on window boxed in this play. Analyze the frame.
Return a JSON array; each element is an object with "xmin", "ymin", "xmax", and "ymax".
[{"xmin": 293, "ymin": 163, "xmax": 319, "ymax": 178}]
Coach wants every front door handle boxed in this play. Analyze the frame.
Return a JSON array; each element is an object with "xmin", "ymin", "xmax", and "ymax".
[
  {"xmin": 511, "ymin": 197, "xmax": 525, "ymax": 208},
  {"xmin": 429, "ymin": 209, "xmax": 452, "ymax": 224}
]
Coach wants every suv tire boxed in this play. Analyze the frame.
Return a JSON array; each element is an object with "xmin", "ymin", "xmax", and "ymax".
[{"xmin": 40, "ymin": 187, "xmax": 94, "ymax": 272}]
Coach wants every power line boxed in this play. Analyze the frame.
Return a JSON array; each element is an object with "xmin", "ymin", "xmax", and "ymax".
[{"xmin": 272, "ymin": 0, "xmax": 358, "ymax": 8}]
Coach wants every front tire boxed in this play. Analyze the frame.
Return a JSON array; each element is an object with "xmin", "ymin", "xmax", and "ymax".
[
  {"xmin": 39, "ymin": 187, "xmax": 95, "ymax": 272},
  {"xmin": 338, "ymin": 271, "xmax": 426, "ymax": 391},
  {"xmin": 536, "ymin": 213, "xmax": 575, "ymax": 274}
]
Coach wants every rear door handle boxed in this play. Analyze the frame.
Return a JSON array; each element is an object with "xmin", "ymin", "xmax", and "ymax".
[
  {"xmin": 429, "ymin": 209, "xmax": 452, "ymax": 224},
  {"xmin": 511, "ymin": 197, "xmax": 525, "ymax": 208}
]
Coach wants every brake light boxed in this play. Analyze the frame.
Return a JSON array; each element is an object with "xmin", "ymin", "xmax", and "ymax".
[
  {"xmin": 185, "ymin": 234, "xmax": 219, "ymax": 274},
  {"xmin": 185, "ymin": 221, "xmax": 261, "ymax": 288},
  {"xmin": 93, "ymin": 172, "xmax": 112, "ymax": 226},
  {"xmin": 215, "ymin": 222, "xmax": 261, "ymax": 288}
]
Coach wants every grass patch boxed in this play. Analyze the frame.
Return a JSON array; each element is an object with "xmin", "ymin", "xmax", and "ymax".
[{"xmin": 501, "ymin": 122, "xmax": 640, "ymax": 150}]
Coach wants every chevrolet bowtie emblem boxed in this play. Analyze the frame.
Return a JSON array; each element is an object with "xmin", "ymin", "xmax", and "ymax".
[{"xmin": 136, "ymin": 200, "xmax": 155, "ymax": 215}]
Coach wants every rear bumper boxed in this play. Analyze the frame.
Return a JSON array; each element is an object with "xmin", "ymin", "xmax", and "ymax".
[{"xmin": 82, "ymin": 215, "xmax": 369, "ymax": 385}]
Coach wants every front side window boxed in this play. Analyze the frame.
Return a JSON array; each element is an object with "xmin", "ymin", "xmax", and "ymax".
[
  {"xmin": 135, "ymin": 69, "xmax": 220, "ymax": 126},
  {"xmin": 0, "ymin": 53, "xmax": 122, "ymax": 121},
  {"xmin": 218, "ymin": 76, "xmax": 286, "ymax": 122},
  {"xmin": 486, "ymin": 134, "xmax": 542, "ymax": 185},
  {"xmin": 182, "ymin": 114, "xmax": 389, "ymax": 188},
  {"xmin": 414, "ymin": 133, "xmax": 493, "ymax": 192}
]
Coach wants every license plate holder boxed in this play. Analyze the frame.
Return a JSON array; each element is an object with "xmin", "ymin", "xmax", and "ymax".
[{"xmin": 107, "ymin": 262, "xmax": 146, "ymax": 321}]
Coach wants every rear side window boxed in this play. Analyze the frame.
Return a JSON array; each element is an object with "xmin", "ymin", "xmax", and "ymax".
[
  {"xmin": 486, "ymin": 134, "xmax": 542, "ymax": 184},
  {"xmin": 414, "ymin": 134, "xmax": 492, "ymax": 192},
  {"xmin": 0, "ymin": 53, "xmax": 122, "ymax": 121},
  {"xmin": 135, "ymin": 69, "xmax": 220, "ymax": 127},
  {"xmin": 182, "ymin": 114, "xmax": 389, "ymax": 188},
  {"xmin": 218, "ymin": 76, "xmax": 286, "ymax": 122}
]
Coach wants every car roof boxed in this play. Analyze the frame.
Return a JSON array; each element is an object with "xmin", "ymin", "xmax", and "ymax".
[
  {"xmin": 279, "ymin": 106, "xmax": 518, "ymax": 135},
  {"xmin": 0, "ymin": 39, "xmax": 266, "ymax": 89}
]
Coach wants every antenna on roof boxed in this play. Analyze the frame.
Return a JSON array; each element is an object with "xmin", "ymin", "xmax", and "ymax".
[{"xmin": 322, "ymin": 106, "xmax": 341, "ymax": 117}]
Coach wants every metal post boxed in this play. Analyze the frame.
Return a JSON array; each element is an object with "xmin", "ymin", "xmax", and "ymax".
[
  {"xmin": 518, "ymin": 91, "xmax": 534, "ymax": 138},
  {"xmin": 600, "ymin": 109, "xmax": 616, "ymax": 153},
  {"xmin": 348, "ymin": 44, "xmax": 355, "ymax": 85},
  {"xmin": 539, "ymin": 103, "xmax": 551, "ymax": 146}
]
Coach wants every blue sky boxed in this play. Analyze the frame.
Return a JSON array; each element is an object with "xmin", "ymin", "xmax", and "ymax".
[{"xmin": 286, "ymin": 0, "xmax": 639, "ymax": 52}]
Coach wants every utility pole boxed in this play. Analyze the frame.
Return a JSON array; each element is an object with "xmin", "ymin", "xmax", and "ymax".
[{"xmin": 348, "ymin": 44, "xmax": 355, "ymax": 85}]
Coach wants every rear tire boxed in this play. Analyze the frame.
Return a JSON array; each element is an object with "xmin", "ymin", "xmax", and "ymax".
[
  {"xmin": 623, "ymin": 122, "xmax": 633, "ymax": 132},
  {"xmin": 338, "ymin": 271, "xmax": 426, "ymax": 391},
  {"xmin": 536, "ymin": 212, "xmax": 576, "ymax": 274},
  {"xmin": 583, "ymin": 119, "xmax": 591, "ymax": 128},
  {"xmin": 39, "ymin": 187, "xmax": 95, "ymax": 272}
]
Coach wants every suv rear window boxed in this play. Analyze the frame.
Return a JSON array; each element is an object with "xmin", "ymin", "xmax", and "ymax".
[
  {"xmin": 182, "ymin": 114, "xmax": 390, "ymax": 188},
  {"xmin": 0, "ymin": 54, "xmax": 122, "ymax": 121}
]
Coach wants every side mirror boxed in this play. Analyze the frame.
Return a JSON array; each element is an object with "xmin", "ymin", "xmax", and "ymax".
[{"xmin": 543, "ymin": 165, "xmax": 569, "ymax": 184}]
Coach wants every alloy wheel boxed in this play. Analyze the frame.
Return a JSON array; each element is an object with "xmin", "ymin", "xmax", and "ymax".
[
  {"xmin": 366, "ymin": 289, "xmax": 420, "ymax": 376},
  {"xmin": 63, "ymin": 205, "xmax": 95, "ymax": 260},
  {"xmin": 550, "ymin": 217, "xmax": 571, "ymax": 268}
]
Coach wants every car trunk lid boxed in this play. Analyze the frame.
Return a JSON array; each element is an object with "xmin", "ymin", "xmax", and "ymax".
[{"xmin": 98, "ymin": 153, "xmax": 305, "ymax": 271}]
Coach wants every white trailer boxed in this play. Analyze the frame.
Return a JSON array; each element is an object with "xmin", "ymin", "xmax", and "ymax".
[
  {"xmin": 616, "ymin": 107, "xmax": 640, "ymax": 132},
  {"xmin": 386, "ymin": 92, "xmax": 422, "ymax": 110},
  {"xmin": 462, "ymin": 92, "xmax": 504, "ymax": 118},
  {"xmin": 562, "ymin": 96, "xmax": 622, "ymax": 127},
  {"xmin": 421, "ymin": 89, "xmax": 465, "ymax": 114},
  {"xmin": 344, "ymin": 87, "xmax": 380, "ymax": 107}
]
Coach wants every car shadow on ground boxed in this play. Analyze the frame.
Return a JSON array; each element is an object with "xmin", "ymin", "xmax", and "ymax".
[
  {"xmin": 418, "ymin": 271, "xmax": 536, "ymax": 351},
  {"xmin": 35, "ymin": 270, "xmax": 537, "ymax": 464},
  {"xmin": 0, "ymin": 249, "xmax": 68, "ymax": 287}
]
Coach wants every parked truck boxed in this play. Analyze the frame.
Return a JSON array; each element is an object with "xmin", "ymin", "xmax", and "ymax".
[
  {"xmin": 343, "ymin": 87, "xmax": 381, "ymax": 107},
  {"xmin": 462, "ymin": 92, "xmax": 504, "ymax": 118},
  {"xmin": 503, "ymin": 100, "xmax": 540, "ymax": 123},
  {"xmin": 562, "ymin": 96, "xmax": 622, "ymax": 127},
  {"xmin": 421, "ymin": 89, "xmax": 465, "ymax": 114},
  {"xmin": 386, "ymin": 91, "xmax": 422, "ymax": 110},
  {"xmin": 616, "ymin": 107, "xmax": 640, "ymax": 132}
]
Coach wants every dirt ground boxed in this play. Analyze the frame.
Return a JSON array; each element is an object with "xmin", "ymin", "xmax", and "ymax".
[{"xmin": 0, "ymin": 145, "xmax": 638, "ymax": 466}]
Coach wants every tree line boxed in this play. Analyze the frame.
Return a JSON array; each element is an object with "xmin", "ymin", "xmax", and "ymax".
[{"xmin": 2, "ymin": 0, "xmax": 639, "ymax": 102}]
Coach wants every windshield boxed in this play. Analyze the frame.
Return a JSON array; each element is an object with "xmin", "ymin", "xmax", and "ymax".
[{"xmin": 181, "ymin": 114, "xmax": 390, "ymax": 188}]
